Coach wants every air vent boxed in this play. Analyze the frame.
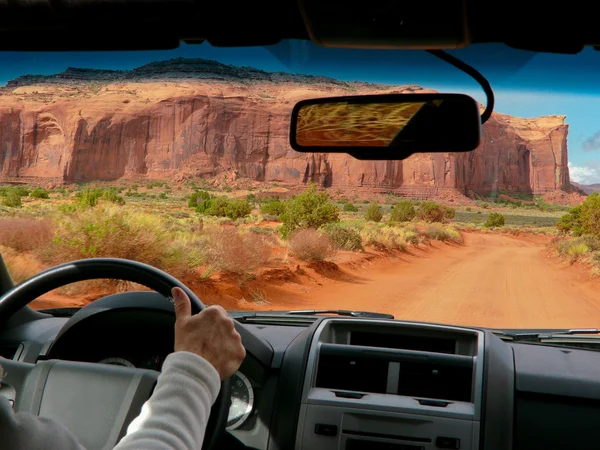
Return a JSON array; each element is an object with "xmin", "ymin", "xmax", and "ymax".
[
  {"xmin": 350, "ymin": 331, "xmax": 457, "ymax": 354},
  {"xmin": 315, "ymin": 343, "xmax": 475, "ymax": 402}
]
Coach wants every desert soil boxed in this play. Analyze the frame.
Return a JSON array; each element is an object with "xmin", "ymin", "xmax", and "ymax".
[{"xmin": 32, "ymin": 232, "xmax": 600, "ymax": 329}]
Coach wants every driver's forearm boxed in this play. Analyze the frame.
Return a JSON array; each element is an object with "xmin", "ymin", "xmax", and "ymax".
[{"xmin": 115, "ymin": 351, "xmax": 221, "ymax": 450}]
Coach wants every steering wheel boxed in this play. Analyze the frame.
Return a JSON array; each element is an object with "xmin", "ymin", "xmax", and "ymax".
[{"xmin": 0, "ymin": 258, "xmax": 232, "ymax": 450}]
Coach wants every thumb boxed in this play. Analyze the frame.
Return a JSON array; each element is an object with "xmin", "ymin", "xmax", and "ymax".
[{"xmin": 172, "ymin": 287, "xmax": 192, "ymax": 321}]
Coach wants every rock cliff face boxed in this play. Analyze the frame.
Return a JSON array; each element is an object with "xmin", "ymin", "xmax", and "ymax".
[{"xmin": 0, "ymin": 58, "xmax": 571, "ymax": 197}]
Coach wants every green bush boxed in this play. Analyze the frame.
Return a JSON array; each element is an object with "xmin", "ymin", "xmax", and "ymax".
[
  {"xmin": 485, "ymin": 212, "xmax": 505, "ymax": 228},
  {"xmin": 77, "ymin": 188, "xmax": 104, "ymax": 208},
  {"xmin": 343, "ymin": 202, "xmax": 359, "ymax": 212},
  {"xmin": 579, "ymin": 193, "xmax": 600, "ymax": 236},
  {"xmin": 102, "ymin": 188, "xmax": 126, "ymax": 205},
  {"xmin": 261, "ymin": 199, "xmax": 287, "ymax": 217},
  {"xmin": 390, "ymin": 200, "xmax": 416, "ymax": 223},
  {"xmin": 557, "ymin": 193, "xmax": 600, "ymax": 236},
  {"xmin": 2, "ymin": 189, "xmax": 22, "ymax": 208},
  {"xmin": 416, "ymin": 202, "xmax": 454, "ymax": 223},
  {"xmin": 321, "ymin": 223, "xmax": 363, "ymax": 251},
  {"xmin": 557, "ymin": 204, "xmax": 583, "ymax": 235},
  {"xmin": 279, "ymin": 183, "xmax": 340, "ymax": 238},
  {"xmin": 195, "ymin": 196, "xmax": 252, "ymax": 220},
  {"xmin": 444, "ymin": 206, "xmax": 456, "ymax": 220},
  {"xmin": 188, "ymin": 190, "xmax": 211, "ymax": 208},
  {"xmin": 30, "ymin": 187, "xmax": 49, "ymax": 199},
  {"xmin": 365, "ymin": 202, "xmax": 383, "ymax": 222},
  {"xmin": 220, "ymin": 198, "xmax": 252, "ymax": 220},
  {"xmin": 0, "ymin": 185, "xmax": 29, "ymax": 197}
]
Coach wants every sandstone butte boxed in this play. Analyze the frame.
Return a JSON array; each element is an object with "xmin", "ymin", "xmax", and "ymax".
[{"xmin": 0, "ymin": 58, "xmax": 575, "ymax": 200}]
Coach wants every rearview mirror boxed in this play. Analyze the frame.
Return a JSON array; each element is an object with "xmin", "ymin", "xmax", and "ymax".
[{"xmin": 289, "ymin": 93, "xmax": 481, "ymax": 160}]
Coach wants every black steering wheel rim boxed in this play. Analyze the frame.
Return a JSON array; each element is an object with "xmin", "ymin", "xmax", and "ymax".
[
  {"xmin": 0, "ymin": 257, "xmax": 205, "ymax": 319},
  {"xmin": 0, "ymin": 257, "xmax": 230, "ymax": 450}
]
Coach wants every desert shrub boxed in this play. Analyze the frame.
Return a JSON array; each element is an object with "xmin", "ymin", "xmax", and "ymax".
[
  {"xmin": 50, "ymin": 207, "xmax": 162, "ymax": 264},
  {"xmin": 557, "ymin": 204, "xmax": 582, "ymax": 235},
  {"xmin": 485, "ymin": 212, "xmax": 505, "ymax": 228},
  {"xmin": 343, "ymin": 202, "xmax": 359, "ymax": 212},
  {"xmin": 417, "ymin": 202, "xmax": 454, "ymax": 223},
  {"xmin": 77, "ymin": 188, "xmax": 104, "ymax": 208},
  {"xmin": 202, "ymin": 197, "xmax": 252, "ymax": 220},
  {"xmin": 188, "ymin": 190, "xmax": 211, "ymax": 208},
  {"xmin": 444, "ymin": 206, "xmax": 456, "ymax": 220},
  {"xmin": 390, "ymin": 200, "xmax": 416, "ymax": 223},
  {"xmin": 578, "ymin": 193, "xmax": 600, "ymax": 236},
  {"xmin": 396, "ymin": 224, "xmax": 422, "ymax": 245},
  {"xmin": 146, "ymin": 181, "xmax": 166, "ymax": 189},
  {"xmin": 261, "ymin": 198, "xmax": 287, "ymax": 217},
  {"xmin": 158, "ymin": 192, "xmax": 167, "ymax": 199},
  {"xmin": 288, "ymin": 229, "xmax": 335, "ymax": 261},
  {"xmin": 279, "ymin": 183, "xmax": 339, "ymax": 238},
  {"xmin": 577, "ymin": 234, "xmax": 600, "ymax": 251},
  {"xmin": 125, "ymin": 191, "xmax": 145, "ymax": 198},
  {"xmin": 30, "ymin": 187, "xmax": 49, "ymax": 199},
  {"xmin": 2, "ymin": 190, "xmax": 22, "ymax": 208},
  {"xmin": 466, "ymin": 207, "xmax": 472, "ymax": 211},
  {"xmin": 364, "ymin": 202, "xmax": 383, "ymax": 222},
  {"xmin": 220, "ymin": 198, "xmax": 252, "ymax": 220},
  {"xmin": 202, "ymin": 227, "xmax": 271, "ymax": 274},
  {"xmin": 0, "ymin": 245, "xmax": 45, "ymax": 283},
  {"xmin": 102, "ymin": 188, "xmax": 126, "ymax": 205},
  {"xmin": 555, "ymin": 235, "xmax": 600, "ymax": 265},
  {"xmin": 321, "ymin": 223, "xmax": 363, "ymax": 251},
  {"xmin": 359, "ymin": 224, "xmax": 408, "ymax": 251},
  {"xmin": 424, "ymin": 224, "xmax": 463, "ymax": 243},
  {"xmin": 0, "ymin": 218, "xmax": 53, "ymax": 252},
  {"xmin": 249, "ymin": 226, "xmax": 276, "ymax": 235},
  {"xmin": 0, "ymin": 185, "xmax": 29, "ymax": 197}
]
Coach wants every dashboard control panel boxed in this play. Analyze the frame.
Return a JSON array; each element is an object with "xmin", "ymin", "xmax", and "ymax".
[{"xmin": 295, "ymin": 319, "xmax": 484, "ymax": 450}]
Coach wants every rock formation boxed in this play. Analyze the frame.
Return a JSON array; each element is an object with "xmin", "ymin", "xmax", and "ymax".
[{"xmin": 0, "ymin": 58, "xmax": 571, "ymax": 198}]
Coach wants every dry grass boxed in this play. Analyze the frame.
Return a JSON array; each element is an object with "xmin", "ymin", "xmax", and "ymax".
[
  {"xmin": 0, "ymin": 245, "xmax": 45, "ymax": 283},
  {"xmin": 288, "ymin": 229, "xmax": 335, "ymax": 261},
  {"xmin": 47, "ymin": 206, "xmax": 169, "ymax": 268},
  {"xmin": 423, "ymin": 223, "xmax": 463, "ymax": 244},
  {"xmin": 0, "ymin": 218, "xmax": 53, "ymax": 252},
  {"xmin": 202, "ymin": 226, "xmax": 271, "ymax": 274}
]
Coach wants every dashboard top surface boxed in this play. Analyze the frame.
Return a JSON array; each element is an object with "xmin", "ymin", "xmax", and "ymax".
[{"xmin": 3, "ymin": 297, "xmax": 600, "ymax": 450}]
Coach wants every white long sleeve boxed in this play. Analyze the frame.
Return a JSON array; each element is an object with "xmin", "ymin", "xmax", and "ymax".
[
  {"xmin": 0, "ymin": 351, "xmax": 221, "ymax": 450},
  {"xmin": 115, "ymin": 351, "xmax": 221, "ymax": 449}
]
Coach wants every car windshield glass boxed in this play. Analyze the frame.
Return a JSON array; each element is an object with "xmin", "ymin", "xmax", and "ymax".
[{"xmin": 0, "ymin": 41, "xmax": 599, "ymax": 330}]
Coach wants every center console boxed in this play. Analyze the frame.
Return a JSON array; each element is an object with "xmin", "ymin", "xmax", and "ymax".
[{"xmin": 295, "ymin": 319, "xmax": 485, "ymax": 450}]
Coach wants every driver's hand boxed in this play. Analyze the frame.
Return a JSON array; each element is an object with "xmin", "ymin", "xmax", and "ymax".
[{"xmin": 171, "ymin": 287, "xmax": 246, "ymax": 380}]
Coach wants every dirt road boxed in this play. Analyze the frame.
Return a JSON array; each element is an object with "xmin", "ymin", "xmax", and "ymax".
[
  {"xmin": 268, "ymin": 233, "xmax": 600, "ymax": 329},
  {"xmin": 32, "ymin": 232, "xmax": 600, "ymax": 329}
]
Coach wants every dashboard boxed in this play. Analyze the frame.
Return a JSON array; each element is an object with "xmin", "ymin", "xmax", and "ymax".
[{"xmin": 3, "ymin": 291, "xmax": 600, "ymax": 449}]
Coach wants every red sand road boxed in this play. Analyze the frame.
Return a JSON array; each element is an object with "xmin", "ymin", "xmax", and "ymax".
[
  {"xmin": 263, "ymin": 232, "xmax": 600, "ymax": 329},
  {"xmin": 32, "ymin": 232, "xmax": 600, "ymax": 329}
]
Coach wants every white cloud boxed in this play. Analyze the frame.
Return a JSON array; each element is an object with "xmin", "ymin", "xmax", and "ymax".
[{"xmin": 569, "ymin": 162, "xmax": 600, "ymax": 184}]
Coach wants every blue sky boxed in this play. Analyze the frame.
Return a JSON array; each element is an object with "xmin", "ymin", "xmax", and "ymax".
[{"xmin": 1, "ymin": 40, "xmax": 600, "ymax": 183}]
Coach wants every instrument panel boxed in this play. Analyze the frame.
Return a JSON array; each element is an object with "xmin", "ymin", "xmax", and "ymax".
[
  {"xmin": 98, "ymin": 356, "xmax": 256, "ymax": 430},
  {"xmin": 227, "ymin": 371, "xmax": 254, "ymax": 430}
]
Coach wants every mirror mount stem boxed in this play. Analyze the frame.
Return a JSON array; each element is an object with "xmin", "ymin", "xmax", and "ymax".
[{"xmin": 426, "ymin": 50, "xmax": 495, "ymax": 124}]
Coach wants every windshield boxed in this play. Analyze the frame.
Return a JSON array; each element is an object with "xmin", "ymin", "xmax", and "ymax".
[{"xmin": 1, "ymin": 41, "xmax": 599, "ymax": 330}]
